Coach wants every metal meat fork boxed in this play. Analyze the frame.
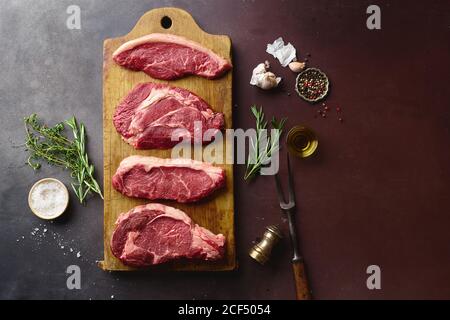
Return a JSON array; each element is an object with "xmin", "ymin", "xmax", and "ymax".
[{"xmin": 274, "ymin": 153, "xmax": 312, "ymax": 300}]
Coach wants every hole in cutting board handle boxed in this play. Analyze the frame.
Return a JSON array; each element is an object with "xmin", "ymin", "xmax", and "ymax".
[{"xmin": 161, "ymin": 16, "xmax": 172, "ymax": 29}]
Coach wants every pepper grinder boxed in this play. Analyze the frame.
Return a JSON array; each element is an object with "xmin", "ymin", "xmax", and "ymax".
[{"xmin": 249, "ymin": 225, "xmax": 283, "ymax": 265}]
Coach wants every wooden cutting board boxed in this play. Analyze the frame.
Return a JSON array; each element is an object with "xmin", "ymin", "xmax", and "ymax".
[{"xmin": 99, "ymin": 7, "xmax": 235, "ymax": 271}]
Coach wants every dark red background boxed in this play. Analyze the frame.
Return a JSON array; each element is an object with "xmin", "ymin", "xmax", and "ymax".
[
  {"xmin": 231, "ymin": 0, "xmax": 450, "ymax": 299},
  {"xmin": 1, "ymin": 0, "xmax": 449, "ymax": 299}
]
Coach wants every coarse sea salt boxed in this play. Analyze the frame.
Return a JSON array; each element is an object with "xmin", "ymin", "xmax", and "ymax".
[{"xmin": 29, "ymin": 180, "xmax": 68, "ymax": 218}]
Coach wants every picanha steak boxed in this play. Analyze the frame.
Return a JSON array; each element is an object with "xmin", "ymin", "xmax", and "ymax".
[
  {"xmin": 112, "ymin": 155, "xmax": 225, "ymax": 203},
  {"xmin": 112, "ymin": 33, "xmax": 232, "ymax": 80},
  {"xmin": 113, "ymin": 82, "xmax": 224, "ymax": 149},
  {"xmin": 110, "ymin": 203, "xmax": 225, "ymax": 267}
]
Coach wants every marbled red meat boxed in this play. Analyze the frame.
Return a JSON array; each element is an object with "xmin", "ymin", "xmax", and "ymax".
[
  {"xmin": 113, "ymin": 82, "xmax": 224, "ymax": 149},
  {"xmin": 110, "ymin": 203, "xmax": 225, "ymax": 267},
  {"xmin": 112, "ymin": 33, "xmax": 232, "ymax": 80},
  {"xmin": 112, "ymin": 155, "xmax": 225, "ymax": 203}
]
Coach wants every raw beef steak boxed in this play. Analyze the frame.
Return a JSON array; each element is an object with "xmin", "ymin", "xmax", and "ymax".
[
  {"xmin": 113, "ymin": 82, "xmax": 224, "ymax": 149},
  {"xmin": 112, "ymin": 33, "xmax": 232, "ymax": 80},
  {"xmin": 110, "ymin": 203, "xmax": 226, "ymax": 267},
  {"xmin": 112, "ymin": 155, "xmax": 225, "ymax": 203}
]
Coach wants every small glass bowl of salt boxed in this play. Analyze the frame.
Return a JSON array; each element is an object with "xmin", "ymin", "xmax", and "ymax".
[{"xmin": 28, "ymin": 178, "xmax": 69, "ymax": 220}]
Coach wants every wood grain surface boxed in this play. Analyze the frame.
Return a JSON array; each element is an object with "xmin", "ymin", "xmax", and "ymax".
[
  {"xmin": 292, "ymin": 260, "xmax": 312, "ymax": 300},
  {"xmin": 99, "ymin": 7, "xmax": 235, "ymax": 271}
]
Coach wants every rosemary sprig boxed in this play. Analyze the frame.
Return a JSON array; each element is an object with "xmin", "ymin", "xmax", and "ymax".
[
  {"xmin": 24, "ymin": 114, "xmax": 103, "ymax": 204},
  {"xmin": 244, "ymin": 106, "xmax": 286, "ymax": 180}
]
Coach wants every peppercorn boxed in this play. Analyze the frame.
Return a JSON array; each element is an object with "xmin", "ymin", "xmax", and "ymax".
[{"xmin": 295, "ymin": 68, "xmax": 329, "ymax": 102}]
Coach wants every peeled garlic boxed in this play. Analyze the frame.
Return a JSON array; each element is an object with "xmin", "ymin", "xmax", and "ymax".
[{"xmin": 289, "ymin": 61, "xmax": 306, "ymax": 73}]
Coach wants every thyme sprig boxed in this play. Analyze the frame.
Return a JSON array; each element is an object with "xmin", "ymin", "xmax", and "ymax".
[
  {"xmin": 24, "ymin": 114, "xmax": 103, "ymax": 204},
  {"xmin": 244, "ymin": 106, "xmax": 286, "ymax": 180}
]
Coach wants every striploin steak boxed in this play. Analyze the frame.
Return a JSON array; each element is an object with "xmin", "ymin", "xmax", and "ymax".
[
  {"xmin": 110, "ymin": 203, "xmax": 226, "ymax": 267},
  {"xmin": 113, "ymin": 82, "xmax": 224, "ymax": 149},
  {"xmin": 112, "ymin": 155, "xmax": 225, "ymax": 203},
  {"xmin": 112, "ymin": 33, "xmax": 232, "ymax": 80}
]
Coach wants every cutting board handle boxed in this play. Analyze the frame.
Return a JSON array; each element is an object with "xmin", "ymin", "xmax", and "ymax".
[
  {"xmin": 132, "ymin": 7, "xmax": 201, "ymax": 34},
  {"xmin": 112, "ymin": 7, "xmax": 230, "ymax": 42}
]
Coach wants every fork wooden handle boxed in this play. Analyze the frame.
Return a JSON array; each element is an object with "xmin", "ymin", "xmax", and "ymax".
[{"xmin": 292, "ymin": 260, "xmax": 312, "ymax": 300}]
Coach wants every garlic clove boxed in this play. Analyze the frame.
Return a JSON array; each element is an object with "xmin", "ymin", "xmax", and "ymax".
[{"xmin": 289, "ymin": 61, "xmax": 306, "ymax": 73}]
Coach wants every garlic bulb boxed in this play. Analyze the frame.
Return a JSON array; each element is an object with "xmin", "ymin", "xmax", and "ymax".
[
  {"xmin": 250, "ymin": 61, "xmax": 281, "ymax": 90},
  {"xmin": 257, "ymin": 72, "xmax": 280, "ymax": 90}
]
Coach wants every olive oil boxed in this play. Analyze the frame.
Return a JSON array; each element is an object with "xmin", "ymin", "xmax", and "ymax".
[{"xmin": 286, "ymin": 125, "xmax": 318, "ymax": 158}]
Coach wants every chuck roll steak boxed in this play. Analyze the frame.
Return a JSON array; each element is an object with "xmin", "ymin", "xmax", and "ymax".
[
  {"xmin": 113, "ymin": 82, "xmax": 224, "ymax": 149},
  {"xmin": 112, "ymin": 155, "xmax": 225, "ymax": 203},
  {"xmin": 112, "ymin": 33, "xmax": 232, "ymax": 80},
  {"xmin": 111, "ymin": 203, "xmax": 225, "ymax": 267}
]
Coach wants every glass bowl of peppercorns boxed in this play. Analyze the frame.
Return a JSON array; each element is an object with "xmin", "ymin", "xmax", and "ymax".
[{"xmin": 295, "ymin": 68, "xmax": 329, "ymax": 103}]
